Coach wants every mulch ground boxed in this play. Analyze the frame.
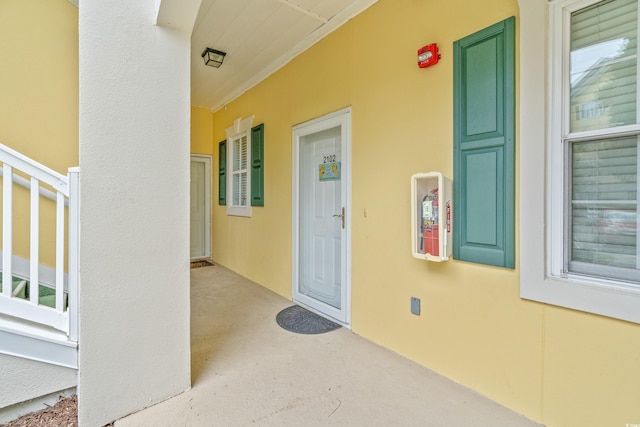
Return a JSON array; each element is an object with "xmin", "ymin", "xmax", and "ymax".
[
  {"xmin": 0, "ymin": 396, "xmax": 115, "ymax": 427},
  {"xmin": 1, "ymin": 396, "xmax": 78, "ymax": 427},
  {"xmin": 190, "ymin": 260, "xmax": 214, "ymax": 268}
]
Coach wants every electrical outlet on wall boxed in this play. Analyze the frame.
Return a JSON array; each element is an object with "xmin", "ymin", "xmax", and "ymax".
[{"xmin": 411, "ymin": 297, "xmax": 421, "ymax": 315}]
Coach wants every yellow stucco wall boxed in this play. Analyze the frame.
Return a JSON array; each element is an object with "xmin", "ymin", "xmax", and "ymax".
[
  {"xmin": 0, "ymin": 0, "xmax": 78, "ymax": 267},
  {"xmin": 191, "ymin": 107, "xmax": 214, "ymax": 155},
  {"xmin": 211, "ymin": 1, "xmax": 640, "ymax": 426}
]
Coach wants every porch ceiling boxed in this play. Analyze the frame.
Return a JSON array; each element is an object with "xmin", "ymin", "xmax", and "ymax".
[{"xmin": 190, "ymin": 0, "xmax": 377, "ymax": 112}]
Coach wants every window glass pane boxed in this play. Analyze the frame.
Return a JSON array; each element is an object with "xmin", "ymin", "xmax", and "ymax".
[
  {"xmin": 240, "ymin": 171, "xmax": 247, "ymax": 205},
  {"xmin": 570, "ymin": 136, "xmax": 640, "ymax": 280},
  {"xmin": 232, "ymin": 171, "xmax": 247, "ymax": 207},
  {"xmin": 233, "ymin": 138, "xmax": 241, "ymax": 172},
  {"xmin": 240, "ymin": 135, "xmax": 247, "ymax": 170},
  {"xmin": 231, "ymin": 134, "xmax": 248, "ymax": 207},
  {"xmin": 570, "ymin": 0, "xmax": 638, "ymax": 133},
  {"xmin": 233, "ymin": 173, "xmax": 240, "ymax": 206},
  {"xmin": 233, "ymin": 172, "xmax": 248, "ymax": 206}
]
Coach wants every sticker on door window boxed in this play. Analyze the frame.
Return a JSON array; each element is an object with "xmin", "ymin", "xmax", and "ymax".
[{"xmin": 319, "ymin": 161, "xmax": 341, "ymax": 181}]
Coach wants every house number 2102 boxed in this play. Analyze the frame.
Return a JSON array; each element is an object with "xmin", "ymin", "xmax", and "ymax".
[{"xmin": 323, "ymin": 155, "xmax": 336, "ymax": 163}]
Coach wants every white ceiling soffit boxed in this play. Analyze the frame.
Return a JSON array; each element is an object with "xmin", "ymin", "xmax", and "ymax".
[{"xmin": 191, "ymin": 0, "xmax": 378, "ymax": 112}]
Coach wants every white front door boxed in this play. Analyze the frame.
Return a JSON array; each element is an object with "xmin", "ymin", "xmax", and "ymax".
[
  {"xmin": 190, "ymin": 155, "xmax": 211, "ymax": 260},
  {"xmin": 293, "ymin": 108, "xmax": 351, "ymax": 325}
]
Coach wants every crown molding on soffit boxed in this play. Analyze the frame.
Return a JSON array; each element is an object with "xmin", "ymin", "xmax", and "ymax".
[{"xmin": 208, "ymin": 0, "xmax": 379, "ymax": 113}]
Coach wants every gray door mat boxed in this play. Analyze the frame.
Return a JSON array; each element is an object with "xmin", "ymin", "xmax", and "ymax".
[
  {"xmin": 190, "ymin": 260, "xmax": 214, "ymax": 268},
  {"xmin": 276, "ymin": 305, "xmax": 342, "ymax": 335}
]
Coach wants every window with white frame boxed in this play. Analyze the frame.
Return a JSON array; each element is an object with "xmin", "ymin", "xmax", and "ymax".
[
  {"xmin": 226, "ymin": 116, "xmax": 254, "ymax": 217},
  {"xmin": 520, "ymin": 0, "xmax": 640, "ymax": 325},
  {"xmin": 551, "ymin": 0, "xmax": 640, "ymax": 284}
]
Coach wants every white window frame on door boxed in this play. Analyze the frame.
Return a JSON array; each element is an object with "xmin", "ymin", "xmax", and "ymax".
[
  {"xmin": 520, "ymin": 0, "xmax": 640, "ymax": 325},
  {"xmin": 226, "ymin": 115, "xmax": 254, "ymax": 217},
  {"xmin": 191, "ymin": 154, "xmax": 212, "ymax": 260},
  {"xmin": 292, "ymin": 107, "xmax": 352, "ymax": 327}
]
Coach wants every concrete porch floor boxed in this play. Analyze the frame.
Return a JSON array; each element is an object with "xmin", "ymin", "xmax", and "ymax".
[{"xmin": 116, "ymin": 265, "xmax": 541, "ymax": 427}]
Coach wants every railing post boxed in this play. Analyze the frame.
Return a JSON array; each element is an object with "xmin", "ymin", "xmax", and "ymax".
[
  {"xmin": 68, "ymin": 167, "xmax": 80, "ymax": 342},
  {"xmin": 55, "ymin": 191, "xmax": 65, "ymax": 312}
]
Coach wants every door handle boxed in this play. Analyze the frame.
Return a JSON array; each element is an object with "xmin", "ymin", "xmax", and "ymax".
[{"xmin": 333, "ymin": 207, "xmax": 345, "ymax": 229}]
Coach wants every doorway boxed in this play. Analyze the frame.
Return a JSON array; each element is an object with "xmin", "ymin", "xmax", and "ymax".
[
  {"xmin": 190, "ymin": 155, "xmax": 211, "ymax": 260},
  {"xmin": 292, "ymin": 107, "xmax": 351, "ymax": 326}
]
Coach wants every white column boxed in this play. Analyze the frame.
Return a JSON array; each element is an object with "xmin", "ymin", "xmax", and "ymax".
[{"xmin": 78, "ymin": 0, "xmax": 198, "ymax": 425}]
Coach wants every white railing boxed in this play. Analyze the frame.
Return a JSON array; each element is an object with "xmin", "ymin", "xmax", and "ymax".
[{"xmin": 0, "ymin": 144, "xmax": 79, "ymax": 341}]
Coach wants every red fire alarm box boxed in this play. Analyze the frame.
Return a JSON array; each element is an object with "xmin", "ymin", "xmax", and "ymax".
[
  {"xmin": 418, "ymin": 43, "xmax": 440, "ymax": 68},
  {"xmin": 411, "ymin": 172, "xmax": 452, "ymax": 262}
]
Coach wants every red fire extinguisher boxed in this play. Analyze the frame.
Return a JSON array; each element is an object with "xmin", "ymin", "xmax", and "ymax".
[{"xmin": 422, "ymin": 188, "xmax": 439, "ymax": 256}]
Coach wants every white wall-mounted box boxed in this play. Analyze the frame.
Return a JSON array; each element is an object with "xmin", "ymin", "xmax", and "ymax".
[{"xmin": 411, "ymin": 172, "xmax": 453, "ymax": 261}]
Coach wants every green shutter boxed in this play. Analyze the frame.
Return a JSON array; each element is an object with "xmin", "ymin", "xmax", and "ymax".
[
  {"xmin": 251, "ymin": 123, "xmax": 264, "ymax": 206},
  {"xmin": 453, "ymin": 17, "xmax": 515, "ymax": 268},
  {"xmin": 218, "ymin": 140, "xmax": 226, "ymax": 206}
]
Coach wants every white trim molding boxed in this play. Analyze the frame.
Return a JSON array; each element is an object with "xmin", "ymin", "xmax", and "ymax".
[{"xmin": 190, "ymin": 154, "xmax": 212, "ymax": 260}]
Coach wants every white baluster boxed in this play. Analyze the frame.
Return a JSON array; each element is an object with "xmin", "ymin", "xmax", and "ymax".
[
  {"xmin": 30, "ymin": 177, "xmax": 39, "ymax": 304},
  {"xmin": 2, "ymin": 164, "xmax": 12, "ymax": 297}
]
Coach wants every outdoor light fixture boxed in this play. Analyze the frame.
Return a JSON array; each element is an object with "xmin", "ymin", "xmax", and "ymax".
[{"xmin": 201, "ymin": 47, "xmax": 226, "ymax": 68}]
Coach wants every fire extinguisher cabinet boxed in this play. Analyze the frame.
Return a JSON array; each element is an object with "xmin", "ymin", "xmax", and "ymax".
[{"xmin": 411, "ymin": 172, "xmax": 453, "ymax": 261}]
